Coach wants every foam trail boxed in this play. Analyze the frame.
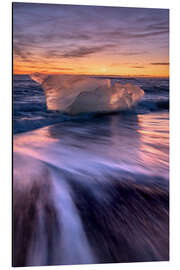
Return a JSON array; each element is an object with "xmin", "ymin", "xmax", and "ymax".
[
  {"xmin": 31, "ymin": 73, "xmax": 144, "ymax": 114},
  {"xmin": 13, "ymin": 153, "xmax": 95, "ymax": 266},
  {"xmin": 13, "ymin": 115, "xmax": 169, "ymax": 266},
  {"xmin": 52, "ymin": 171, "xmax": 96, "ymax": 265}
]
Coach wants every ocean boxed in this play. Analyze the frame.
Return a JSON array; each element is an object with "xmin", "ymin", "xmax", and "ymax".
[
  {"xmin": 13, "ymin": 75, "xmax": 169, "ymax": 134},
  {"xmin": 13, "ymin": 75, "xmax": 169, "ymax": 266}
]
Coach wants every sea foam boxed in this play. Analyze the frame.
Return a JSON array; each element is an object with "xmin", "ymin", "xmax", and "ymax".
[{"xmin": 31, "ymin": 73, "xmax": 144, "ymax": 115}]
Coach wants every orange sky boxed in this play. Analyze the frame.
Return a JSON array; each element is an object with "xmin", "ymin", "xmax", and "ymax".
[{"xmin": 13, "ymin": 60, "xmax": 169, "ymax": 77}]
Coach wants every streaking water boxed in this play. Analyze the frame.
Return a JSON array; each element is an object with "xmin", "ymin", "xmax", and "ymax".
[
  {"xmin": 52, "ymin": 173, "xmax": 96, "ymax": 265},
  {"xmin": 14, "ymin": 112, "xmax": 169, "ymax": 179},
  {"xmin": 13, "ymin": 75, "xmax": 169, "ymax": 266}
]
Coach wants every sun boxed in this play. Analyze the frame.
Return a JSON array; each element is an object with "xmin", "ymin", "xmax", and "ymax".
[{"xmin": 100, "ymin": 67, "xmax": 107, "ymax": 73}]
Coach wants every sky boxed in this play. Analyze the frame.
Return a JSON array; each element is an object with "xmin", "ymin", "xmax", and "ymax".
[{"xmin": 13, "ymin": 3, "xmax": 169, "ymax": 77}]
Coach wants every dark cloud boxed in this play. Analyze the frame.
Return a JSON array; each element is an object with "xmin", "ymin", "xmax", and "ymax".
[
  {"xmin": 130, "ymin": 30, "xmax": 168, "ymax": 38},
  {"xmin": 47, "ymin": 67, "xmax": 73, "ymax": 71},
  {"xmin": 118, "ymin": 51, "xmax": 148, "ymax": 56},
  {"xmin": 150, "ymin": 62, "xmax": 169, "ymax": 65},
  {"xmin": 61, "ymin": 45, "xmax": 114, "ymax": 58},
  {"xmin": 145, "ymin": 21, "xmax": 169, "ymax": 32},
  {"xmin": 100, "ymin": 29, "xmax": 168, "ymax": 41},
  {"xmin": 27, "ymin": 66, "xmax": 73, "ymax": 71},
  {"xmin": 35, "ymin": 33, "xmax": 91, "ymax": 43},
  {"xmin": 13, "ymin": 45, "xmax": 34, "ymax": 60},
  {"xmin": 131, "ymin": 66, "xmax": 145, "ymax": 68}
]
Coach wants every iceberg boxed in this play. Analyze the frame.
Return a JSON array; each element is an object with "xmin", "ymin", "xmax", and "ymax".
[{"xmin": 30, "ymin": 73, "xmax": 144, "ymax": 115}]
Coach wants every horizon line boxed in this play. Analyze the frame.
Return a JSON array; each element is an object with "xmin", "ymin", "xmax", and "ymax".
[{"xmin": 13, "ymin": 73, "xmax": 169, "ymax": 79}]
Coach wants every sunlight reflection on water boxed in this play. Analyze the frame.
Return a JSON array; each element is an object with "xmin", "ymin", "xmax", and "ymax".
[
  {"xmin": 14, "ymin": 111, "xmax": 169, "ymax": 180},
  {"xmin": 13, "ymin": 111, "xmax": 169, "ymax": 266}
]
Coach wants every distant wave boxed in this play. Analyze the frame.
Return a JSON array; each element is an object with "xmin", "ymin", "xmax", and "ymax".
[
  {"xmin": 137, "ymin": 99, "xmax": 169, "ymax": 113},
  {"xmin": 13, "ymin": 98, "xmax": 169, "ymax": 134},
  {"xmin": 30, "ymin": 73, "xmax": 144, "ymax": 115}
]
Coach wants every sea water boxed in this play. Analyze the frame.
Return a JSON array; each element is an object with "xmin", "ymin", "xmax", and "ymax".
[{"xmin": 13, "ymin": 75, "xmax": 169, "ymax": 266}]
